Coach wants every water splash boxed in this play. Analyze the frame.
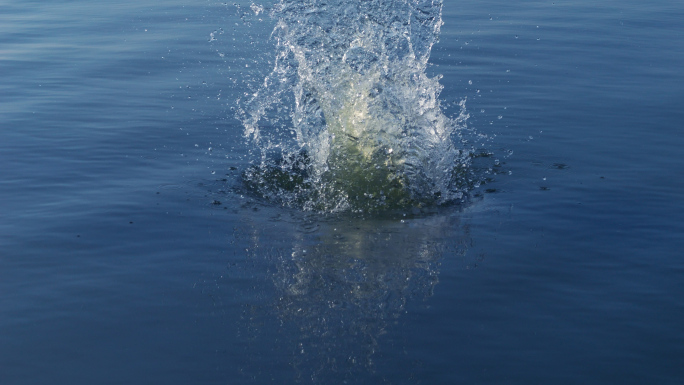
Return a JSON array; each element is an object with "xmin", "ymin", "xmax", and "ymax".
[{"xmin": 237, "ymin": 0, "xmax": 471, "ymax": 212}]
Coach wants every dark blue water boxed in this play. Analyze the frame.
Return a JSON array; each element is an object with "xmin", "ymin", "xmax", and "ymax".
[{"xmin": 2, "ymin": 1, "xmax": 683, "ymax": 384}]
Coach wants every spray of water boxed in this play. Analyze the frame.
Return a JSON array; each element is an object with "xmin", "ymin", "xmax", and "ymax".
[{"xmin": 237, "ymin": 0, "xmax": 471, "ymax": 212}]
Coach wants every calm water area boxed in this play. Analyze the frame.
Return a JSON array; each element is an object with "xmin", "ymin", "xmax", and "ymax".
[{"xmin": 1, "ymin": 0, "xmax": 683, "ymax": 384}]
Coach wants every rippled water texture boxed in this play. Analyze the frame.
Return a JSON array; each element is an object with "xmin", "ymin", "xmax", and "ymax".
[{"xmin": 1, "ymin": 1, "xmax": 683, "ymax": 384}]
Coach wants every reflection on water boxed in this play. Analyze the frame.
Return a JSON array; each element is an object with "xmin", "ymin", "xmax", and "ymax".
[{"xmin": 233, "ymin": 208, "xmax": 472, "ymax": 382}]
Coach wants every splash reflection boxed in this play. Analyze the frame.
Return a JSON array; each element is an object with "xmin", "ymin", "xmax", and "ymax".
[{"xmin": 237, "ymin": 209, "xmax": 472, "ymax": 382}]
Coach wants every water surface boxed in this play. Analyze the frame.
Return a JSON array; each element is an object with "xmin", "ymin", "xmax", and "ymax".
[{"xmin": 1, "ymin": 0, "xmax": 683, "ymax": 384}]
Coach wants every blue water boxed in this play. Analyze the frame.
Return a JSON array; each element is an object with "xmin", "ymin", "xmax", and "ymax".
[{"xmin": 2, "ymin": 0, "xmax": 683, "ymax": 384}]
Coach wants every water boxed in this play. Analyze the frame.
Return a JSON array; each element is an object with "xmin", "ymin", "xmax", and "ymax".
[
  {"xmin": 238, "ymin": 0, "xmax": 470, "ymax": 212},
  {"xmin": 1, "ymin": 0, "xmax": 683, "ymax": 384}
]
